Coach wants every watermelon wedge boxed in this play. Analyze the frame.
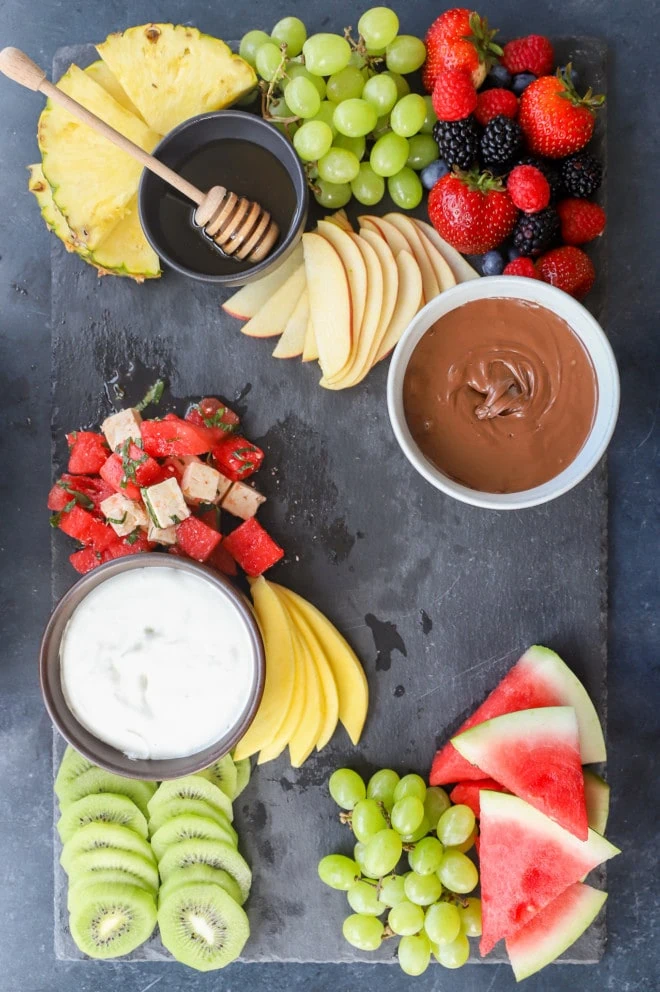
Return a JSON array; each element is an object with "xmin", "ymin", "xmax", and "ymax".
[
  {"xmin": 451, "ymin": 707, "xmax": 589, "ymax": 839},
  {"xmin": 449, "ymin": 779, "xmax": 508, "ymax": 818},
  {"xmin": 430, "ymin": 646, "xmax": 606, "ymax": 786},
  {"xmin": 506, "ymin": 883, "xmax": 607, "ymax": 981},
  {"xmin": 583, "ymin": 770, "xmax": 610, "ymax": 836},
  {"xmin": 479, "ymin": 790, "xmax": 619, "ymax": 955}
]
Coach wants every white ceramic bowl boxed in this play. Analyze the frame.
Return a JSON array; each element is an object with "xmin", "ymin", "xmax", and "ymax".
[{"xmin": 387, "ymin": 276, "xmax": 619, "ymax": 510}]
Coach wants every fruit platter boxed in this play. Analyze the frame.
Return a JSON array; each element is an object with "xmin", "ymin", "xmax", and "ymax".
[{"xmin": 0, "ymin": 2, "xmax": 620, "ymax": 980}]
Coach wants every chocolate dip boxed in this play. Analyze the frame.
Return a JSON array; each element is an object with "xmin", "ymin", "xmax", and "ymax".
[{"xmin": 403, "ymin": 297, "xmax": 598, "ymax": 493}]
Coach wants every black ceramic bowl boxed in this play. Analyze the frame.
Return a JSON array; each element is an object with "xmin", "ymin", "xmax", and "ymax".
[{"xmin": 139, "ymin": 110, "xmax": 308, "ymax": 285}]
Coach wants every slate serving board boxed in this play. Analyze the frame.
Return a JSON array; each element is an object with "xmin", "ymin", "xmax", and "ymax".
[{"xmin": 50, "ymin": 39, "xmax": 608, "ymax": 964}]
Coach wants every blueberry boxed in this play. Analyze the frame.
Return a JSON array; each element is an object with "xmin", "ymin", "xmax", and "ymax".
[
  {"xmin": 507, "ymin": 246, "xmax": 522, "ymax": 262},
  {"xmin": 421, "ymin": 159, "xmax": 450, "ymax": 190},
  {"xmin": 512, "ymin": 72, "xmax": 536, "ymax": 95},
  {"xmin": 481, "ymin": 250, "xmax": 505, "ymax": 276},
  {"xmin": 484, "ymin": 64, "xmax": 512, "ymax": 89}
]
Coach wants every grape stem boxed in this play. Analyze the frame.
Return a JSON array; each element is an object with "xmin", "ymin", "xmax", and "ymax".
[
  {"xmin": 260, "ymin": 43, "xmax": 300, "ymax": 135},
  {"xmin": 339, "ymin": 811, "xmax": 353, "ymax": 826},
  {"xmin": 342, "ymin": 25, "xmax": 383, "ymax": 73},
  {"xmin": 382, "ymin": 924, "xmax": 396, "ymax": 940}
]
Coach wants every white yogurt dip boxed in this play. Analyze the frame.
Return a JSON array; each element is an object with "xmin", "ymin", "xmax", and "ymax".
[{"xmin": 60, "ymin": 566, "xmax": 255, "ymax": 760}]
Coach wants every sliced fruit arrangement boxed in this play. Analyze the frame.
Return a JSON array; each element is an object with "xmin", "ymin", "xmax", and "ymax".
[
  {"xmin": 30, "ymin": 24, "xmax": 256, "ymax": 280},
  {"xmin": 222, "ymin": 209, "xmax": 479, "ymax": 389},
  {"xmin": 233, "ymin": 577, "xmax": 368, "ymax": 765}
]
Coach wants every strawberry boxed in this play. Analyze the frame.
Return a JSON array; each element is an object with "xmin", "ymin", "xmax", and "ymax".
[
  {"xmin": 474, "ymin": 88, "xmax": 518, "ymax": 126},
  {"xmin": 536, "ymin": 246, "xmax": 595, "ymax": 298},
  {"xmin": 432, "ymin": 68, "xmax": 477, "ymax": 121},
  {"xmin": 518, "ymin": 65, "xmax": 605, "ymax": 158},
  {"xmin": 428, "ymin": 169, "xmax": 518, "ymax": 255},
  {"xmin": 502, "ymin": 35, "xmax": 554, "ymax": 76},
  {"xmin": 503, "ymin": 257, "xmax": 540, "ymax": 278},
  {"xmin": 507, "ymin": 164, "xmax": 550, "ymax": 213},
  {"xmin": 423, "ymin": 8, "xmax": 502, "ymax": 92},
  {"xmin": 557, "ymin": 198, "xmax": 606, "ymax": 244}
]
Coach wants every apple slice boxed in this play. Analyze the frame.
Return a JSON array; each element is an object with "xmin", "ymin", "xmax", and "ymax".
[
  {"xmin": 302, "ymin": 314, "xmax": 319, "ymax": 362},
  {"xmin": 358, "ymin": 214, "xmax": 411, "ymax": 256},
  {"xmin": 317, "ymin": 219, "xmax": 367, "ymax": 359},
  {"xmin": 222, "ymin": 243, "xmax": 304, "ymax": 319},
  {"xmin": 241, "ymin": 265, "xmax": 306, "ymax": 338},
  {"xmin": 413, "ymin": 218, "xmax": 480, "ymax": 283},
  {"xmin": 413, "ymin": 226, "xmax": 457, "ymax": 291},
  {"xmin": 272, "ymin": 289, "xmax": 309, "ymax": 359},
  {"xmin": 351, "ymin": 228, "xmax": 399, "ymax": 379},
  {"xmin": 374, "ymin": 249, "xmax": 423, "ymax": 364},
  {"xmin": 303, "ymin": 232, "xmax": 351, "ymax": 380},
  {"xmin": 383, "ymin": 213, "xmax": 442, "ymax": 302},
  {"xmin": 325, "ymin": 208, "xmax": 353, "ymax": 232}
]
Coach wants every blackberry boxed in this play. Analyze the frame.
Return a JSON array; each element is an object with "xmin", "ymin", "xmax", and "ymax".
[
  {"xmin": 561, "ymin": 152, "xmax": 603, "ymax": 198},
  {"xmin": 481, "ymin": 115, "xmax": 523, "ymax": 166},
  {"xmin": 433, "ymin": 116, "xmax": 480, "ymax": 171},
  {"xmin": 516, "ymin": 156, "xmax": 564, "ymax": 202},
  {"xmin": 512, "ymin": 207, "xmax": 560, "ymax": 257}
]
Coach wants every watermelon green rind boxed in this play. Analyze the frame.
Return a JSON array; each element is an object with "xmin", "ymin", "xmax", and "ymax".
[
  {"xmin": 430, "ymin": 645, "xmax": 606, "ymax": 786},
  {"xmin": 583, "ymin": 770, "xmax": 610, "ymax": 835},
  {"xmin": 506, "ymin": 883, "xmax": 607, "ymax": 981},
  {"xmin": 451, "ymin": 706, "xmax": 588, "ymax": 839},
  {"xmin": 479, "ymin": 790, "xmax": 619, "ymax": 955}
]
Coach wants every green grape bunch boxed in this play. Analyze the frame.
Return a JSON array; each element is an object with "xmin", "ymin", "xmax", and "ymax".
[{"xmin": 318, "ymin": 766, "xmax": 483, "ymax": 976}]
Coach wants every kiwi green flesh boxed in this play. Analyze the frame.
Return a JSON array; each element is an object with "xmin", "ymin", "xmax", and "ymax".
[
  {"xmin": 148, "ymin": 798, "xmax": 237, "ymax": 839},
  {"xmin": 158, "ymin": 865, "xmax": 245, "ymax": 907},
  {"xmin": 158, "ymin": 882, "xmax": 249, "ymax": 971},
  {"xmin": 148, "ymin": 776, "xmax": 233, "ymax": 823},
  {"xmin": 54, "ymin": 746, "xmax": 93, "ymax": 801},
  {"xmin": 158, "ymin": 839, "xmax": 251, "ymax": 902},
  {"xmin": 64, "ymin": 846, "xmax": 159, "ymax": 894},
  {"xmin": 67, "ymin": 869, "xmax": 154, "ymax": 912},
  {"xmin": 60, "ymin": 822, "xmax": 155, "ymax": 873},
  {"xmin": 233, "ymin": 757, "xmax": 251, "ymax": 798},
  {"xmin": 57, "ymin": 793, "xmax": 149, "ymax": 843},
  {"xmin": 58, "ymin": 767, "xmax": 156, "ymax": 817},
  {"xmin": 69, "ymin": 883, "xmax": 157, "ymax": 960},
  {"xmin": 151, "ymin": 814, "xmax": 237, "ymax": 862},
  {"xmin": 197, "ymin": 755, "xmax": 238, "ymax": 800}
]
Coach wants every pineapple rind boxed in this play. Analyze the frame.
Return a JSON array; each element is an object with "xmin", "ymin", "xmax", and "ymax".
[
  {"xmin": 27, "ymin": 163, "xmax": 90, "ymax": 255},
  {"xmin": 84, "ymin": 60, "xmax": 146, "ymax": 121}
]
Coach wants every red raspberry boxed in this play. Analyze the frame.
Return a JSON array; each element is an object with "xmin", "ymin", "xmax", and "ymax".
[
  {"xmin": 536, "ymin": 246, "xmax": 595, "ymax": 298},
  {"xmin": 503, "ymin": 257, "xmax": 540, "ymax": 279},
  {"xmin": 432, "ymin": 68, "xmax": 477, "ymax": 121},
  {"xmin": 474, "ymin": 89, "xmax": 518, "ymax": 126},
  {"xmin": 507, "ymin": 164, "xmax": 551, "ymax": 213},
  {"xmin": 502, "ymin": 35, "xmax": 554, "ymax": 76},
  {"xmin": 557, "ymin": 198, "xmax": 607, "ymax": 245}
]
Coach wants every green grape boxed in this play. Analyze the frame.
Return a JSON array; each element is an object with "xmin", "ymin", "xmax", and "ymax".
[
  {"xmin": 318, "ymin": 854, "xmax": 361, "ymax": 890},
  {"xmin": 362, "ymin": 828, "xmax": 403, "ymax": 877},
  {"xmin": 388, "ymin": 899, "xmax": 425, "ymax": 936},
  {"xmin": 351, "ymin": 798, "xmax": 388, "ymax": 842},
  {"xmin": 378, "ymin": 873, "xmax": 407, "ymax": 908},
  {"xmin": 391, "ymin": 796, "xmax": 425, "ymax": 836},
  {"xmin": 293, "ymin": 121, "xmax": 333, "ymax": 161},
  {"xmin": 383, "ymin": 70, "xmax": 410, "ymax": 99},
  {"xmin": 342, "ymin": 914, "xmax": 384, "ymax": 951},
  {"xmin": 393, "ymin": 773, "xmax": 427, "ymax": 804},
  {"xmin": 318, "ymin": 148, "xmax": 361, "ymax": 184},
  {"xmin": 333, "ymin": 99, "xmax": 378, "ymax": 138},
  {"xmin": 362, "ymin": 73, "xmax": 399, "ymax": 116},
  {"xmin": 347, "ymin": 880, "xmax": 383, "ymax": 915},
  {"xmin": 420, "ymin": 95, "xmax": 438, "ymax": 134},
  {"xmin": 424, "ymin": 901, "xmax": 461, "ymax": 946},
  {"xmin": 433, "ymin": 931, "xmax": 470, "ymax": 968},
  {"xmin": 459, "ymin": 897, "xmax": 482, "ymax": 937},
  {"xmin": 354, "ymin": 841, "xmax": 367, "ymax": 869},
  {"xmin": 408, "ymin": 836, "xmax": 444, "ymax": 875},
  {"xmin": 404, "ymin": 871, "xmax": 442, "ymax": 906},
  {"xmin": 351, "ymin": 163, "xmax": 385, "ymax": 206},
  {"xmin": 329, "ymin": 768, "xmax": 366, "ymax": 809},
  {"xmin": 236, "ymin": 87, "xmax": 258, "ymax": 106},
  {"xmin": 286, "ymin": 75, "xmax": 322, "ymax": 118},
  {"xmin": 385, "ymin": 35, "xmax": 427, "ymax": 75},
  {"xmin": 391, "ymin": 93, "xmax": 427, "ymax": 137},
  {"xmin": 271, "ymin": 16, "xmax": 307, "ymax": 57},
  {"xmin": 423, "ymin": 787, "xmax": 451, "ymax": 830},
  {"xmin": 372, "ymin": 114, "xmax": 392, "ymax": 138},
  {"xmin": 285, "ymin": 63, "xmax": 327, "ymax": 100},
  {"xmin": 256, "ymin": 42, "xmax": 284, "ymax": 82},
  {"xmin": 239, "ymin": 29, "xmax": 271, "ymax": 68},
  {"xmin": 358, "ymin": 7, "xmax": 400, "ymax": 50},
  {"xmin": 406, "ymin": 133, "xmax": 439, "ymax": 170},
  {"xmin": 437, "ymin": 850, "xmax": 479, "ymax": 894},
  {"xmin": 400, "ymin": 816, "xmax": 431, "ymax": 844},
  {"xmin": 398, "ymin": 933, "xmax": 431, "ymax": 976},
  {"xmin": 268, "ymin": 95, "xmax": 292, "ymax": 118},
  {"xmin": 437, "ymin": 805, "xmax": 476, "ymax": 847},
  {"xmin": 311, "ymin": 100, "xmax": 338, "ymax": 134},
  {"xmin": 454, "ymin": 827, "xmax": 477, "ymax": 854},
  {"xmin": 303, "ymin": 33, "xmax": 351, "ymax": 76},
  {"xmin": 326, "ymin": 65, "xmax": 365, "ymax": 103},
  {"xmin": 388, "ymin": 167, "xmax": 423, "ymax": 209},
  {"xmin": 334, "ymin": 133, "xmax": 366, "ymax": 160}
]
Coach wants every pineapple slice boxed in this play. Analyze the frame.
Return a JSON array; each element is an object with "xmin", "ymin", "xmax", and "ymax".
[
  {"xmin": 27, "ymin": 164, "xmax": 89, "ymax": 255},
  {"xmin": 91, "ymin": 196, "xmax": 160, "ymax": 280},
  {"xmin": 38, "ymin": 64, "xmax": 160, "ymax": 250},
  {"xmin": 97, "ymin": 23, "xmax": 256, "ymax": 135},
  {"xmin": 84, "ymin": 60, "xmax": 145, "ymax": 121}
]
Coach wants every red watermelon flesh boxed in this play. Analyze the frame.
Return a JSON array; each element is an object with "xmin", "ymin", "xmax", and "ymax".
[
  {"xmin": 506, "ymin": 883, "xmax": 607, "ymax": 981},
  {"xmin": 478, "ymin": 790, "xmax": 619, "ymax": 955},
  {"xmin": 429, "ymin": 645, "xmax": 606, "ymax": 786},
  {"xmin": 451, "ymin": 707, "xmax": 589, "ymax": 839},
  {"xmin": 449, "ymin": 779, "xmax": 509, "ymax": 818}
]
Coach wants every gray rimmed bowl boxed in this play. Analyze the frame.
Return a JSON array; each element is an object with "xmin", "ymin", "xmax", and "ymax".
[{"xmin": 40, "ymin": 554, "xmax": 265, "ymax": 780}]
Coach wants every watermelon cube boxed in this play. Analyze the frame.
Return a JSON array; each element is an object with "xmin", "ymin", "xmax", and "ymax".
[
  {"xmin": 211, "ymin": 436, "xmax": 264, "ymax": 481},
  {"xmin": 141, "ymin": 417, "xmax": 211, "ymax": 458},
  {"xmin": 66, "ymin": 431, "xmax": 109, "ymax": 474},
  {"xmin": 103, "ymin": 532, "xmax": 154, "ymax": 560},
  {"xmin": 58, "ymin": 505, "xmax": 116, "ymax": 552},
  {"xmin": 69, "ymin": 547, "xmax": 104, "ymax": 574},
  {"xmin": 222, "ymin": 518, "xmax": 284, "ymax": 576},
  {"xmin": 48, "ymin": 475, "xmax": 114, "ymax": 512},
  {"xmin": 99, "ymin": 454, "xmax": 141, "ymax": 500},
  {"xmin": 175, "ymin": 516, "xmax": 222, "ymax": 562}
]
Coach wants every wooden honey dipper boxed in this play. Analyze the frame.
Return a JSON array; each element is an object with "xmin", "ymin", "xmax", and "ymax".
[{"xmin": 0, "ymin": 47, "xmax": 280, "ymax": 262}]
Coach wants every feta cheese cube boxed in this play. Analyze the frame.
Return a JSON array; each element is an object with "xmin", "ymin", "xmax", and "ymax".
[
  {"xmin": 181, "ymin": 461, "xmax": 224, "ymax": 505},
  {"xmin": 142, "ymin": 478, "xmax": 191, "ymax": 529},
  {"xmin": 147, "ymin": 521, "xmax": 177, "ymax": 545},
  {"xmin": 221, "ymin": 481, "xmax": 266, "ymax": 520},
  {"xmin": 101, "ymin": 408, "xmax": 143, "ymax": 453},
  {"xmin": 100, "ymin": 493, "xmax": 148, "ymax": 537}
]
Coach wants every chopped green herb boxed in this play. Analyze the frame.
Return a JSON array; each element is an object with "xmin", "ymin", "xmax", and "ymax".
[
  {"xmin": 56, "ymin": 480, "xmax": 94, "ymax": 509},
  {"xmin": 203, "ymin": 406, "xmax": 237, "ymax": 432},
  {"xmin": 170, "ymin": 515, "xmax": 182, "ymax": 525},
  {"xmin": 106, "ymin": 511, "xmax": 128, "ymax": 526},
  {"xmin": 141, "ymin": 488, "xmax": 160, "ymax": 528},
  {"xmin": 120, "ymin": 437, "xmax": 148, "ymax": 483},
  {"xmin": 126, "ymin": 529, "xmax": 140, "ymax": 545},
  {"xmin": 135, "ymin": 379, "xmax": 165, "ymax": 413},
  {"xmin": 234, "ymin": 446, "xmax": 257, "ymax": 457},
  {"xmin": 241, "ymin": 461, "xmax": 255, "ymax": 472},
  {"xmin": 49, "ymin": 498, "xmax": 76, "ymax": 528},
  {"xmin": 49, "ymin": 512, "xmax": 62, "ymax": 528}
]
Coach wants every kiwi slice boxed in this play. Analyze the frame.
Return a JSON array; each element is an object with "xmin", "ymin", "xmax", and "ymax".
[
  {"xmin": 54, "ymin": 746, "xmax": 93, "ymax": 802},
  {"xmin": 149, "ymin": 777, "xmax": 233, "ymax": 823},
  {"xmin": 197, "ymin": 755, "xmax": 238, "ymax": 800},
  {"xmin": 158, "ymin": 882, "xmax": 249, "ymax": 971},
  {"xmin": 158, "ymin": 865, "xmax": 244, "ymax": 907},
  {"xmin": 65, "ymin": 846, "xmax": 159, "ymax": 893},
  {"xmin": 69, "ymin": 883, "xmax": 157, "ymax": 959},
  {"xmin": 158, "ymin": 839, "xmax": 251, "ymax": 902},
  {"xmin": 67, "ymin": 869, "xmax": 154, "ymax": 912},
  {"xmin": 233, "ymin": 757, "xmax": 251, "ymax": 798},
  {"xmin": 58, "ymin": 767, "xmax": 157, "ymax": 816},
  {"xmin": 60, "ymin": 823, "xmax": 155, "ymax": 874},
  {"xmin": 57, "ymin": 793, "xmax": 149, "ymax": 844},
  {"xmin": 151, "ymin": 814, "xmax": 237, "ymax": 863},
  {"xmin": 148, "ymin": 798, "xmax": 237, "ymax": 838}
]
